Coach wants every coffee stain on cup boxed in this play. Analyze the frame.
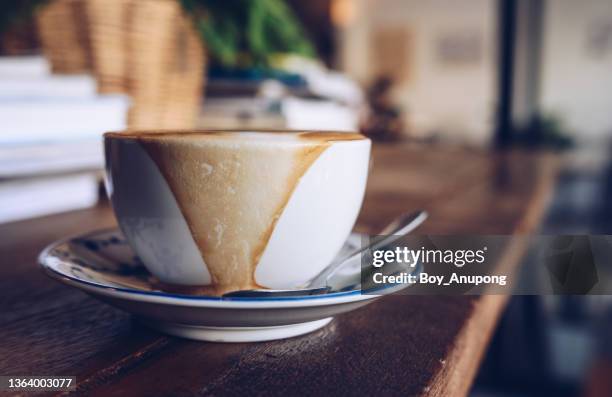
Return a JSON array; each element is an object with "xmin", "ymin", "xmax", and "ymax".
[{"xmin": 106, "ymin": 130, "xmax": 366, "ymax": 295}]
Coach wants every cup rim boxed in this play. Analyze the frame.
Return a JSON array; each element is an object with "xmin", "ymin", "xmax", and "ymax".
[{"xmin": 104, "ymin": 129, "xmax": 369, "ymax": 143}]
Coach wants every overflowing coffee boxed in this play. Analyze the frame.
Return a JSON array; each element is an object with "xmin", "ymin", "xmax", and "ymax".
[{"xmin": 104, "ymin": 130, "xmax": 370, "ymax": 295}]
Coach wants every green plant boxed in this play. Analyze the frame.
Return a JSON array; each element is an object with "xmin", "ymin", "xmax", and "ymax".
[{"xmin": 179, "ymin": 0, "xmax": 315, "ymax": 69}]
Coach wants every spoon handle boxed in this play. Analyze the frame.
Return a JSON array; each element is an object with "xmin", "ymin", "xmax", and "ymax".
[{"xmin": 305, "ymin": 210, "xmax": 428, "ymax": 288}]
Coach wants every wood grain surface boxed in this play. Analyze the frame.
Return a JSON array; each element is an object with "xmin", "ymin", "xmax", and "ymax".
[{"xmin": 0, "ymin": 143, "xmax": 558, "ymax": 396}]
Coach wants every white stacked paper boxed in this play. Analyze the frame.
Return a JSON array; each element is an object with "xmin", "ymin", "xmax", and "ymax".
[
  {"xmin": 0, "ymin": 95, "xmax": 130, "ymax": 145},
  {"xmin": 0, "ymin": 74, "xmax": 97, "ymax": 99},
  {"xmin": 0, "ymin": 56, "xmax": 50, "ymax": 78},
  {"xmin": 281, "ymin": 97, "xmax": 359, "ymax": 131},
  {"xmin": 0, "ymin": 173, "xmax": 99, "ymax": 224},
  {"xmin": 199, "ymin": 96, "xmax": 360, "ymax": 132},
  {"xmin": 0, "ymin": 55, "xmax": 129, "ymax": 223},
  {"xmin": 0, "ymin": 140, "xmax": 104, "ymax": 178},
  {"xmin": 198, "ymin": 97, "xmax": 285, "ymax": 129}
]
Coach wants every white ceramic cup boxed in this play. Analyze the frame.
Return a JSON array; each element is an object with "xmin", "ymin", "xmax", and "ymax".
[{"xmin": 104, "ymin": 130, "xmax": 371, "ymax": 294}]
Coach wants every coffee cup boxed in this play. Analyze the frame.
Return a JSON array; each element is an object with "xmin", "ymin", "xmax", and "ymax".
[{"xmin": 104, "ymin": 130, "xmax": 371, "ymax": 295}]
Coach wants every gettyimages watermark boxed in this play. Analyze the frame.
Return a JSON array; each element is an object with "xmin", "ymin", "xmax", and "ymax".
[{"xmin": 360, "ymin": 235, "xmax": 612, "ymax": 295}]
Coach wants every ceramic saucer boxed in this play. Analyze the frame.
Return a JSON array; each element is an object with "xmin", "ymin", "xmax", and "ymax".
[{"xmin": 39, "ymin": 228, "xmax": 406, "ymax": 342}]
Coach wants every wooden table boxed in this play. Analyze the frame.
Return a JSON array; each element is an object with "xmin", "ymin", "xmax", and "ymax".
[{"xmin": 0, "ymin": 143, "xmax": 558, "ymax": 396}]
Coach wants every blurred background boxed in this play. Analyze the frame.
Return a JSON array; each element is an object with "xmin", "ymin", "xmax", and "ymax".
[{"xmin": 1, "ymin": 0, "xmax": 612, "ymax": 395}]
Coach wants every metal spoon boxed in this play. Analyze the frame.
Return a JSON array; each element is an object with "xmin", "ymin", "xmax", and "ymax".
[{"xmin": 223, "ymin": 210, "xmax": 428, "ymax": 298}]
